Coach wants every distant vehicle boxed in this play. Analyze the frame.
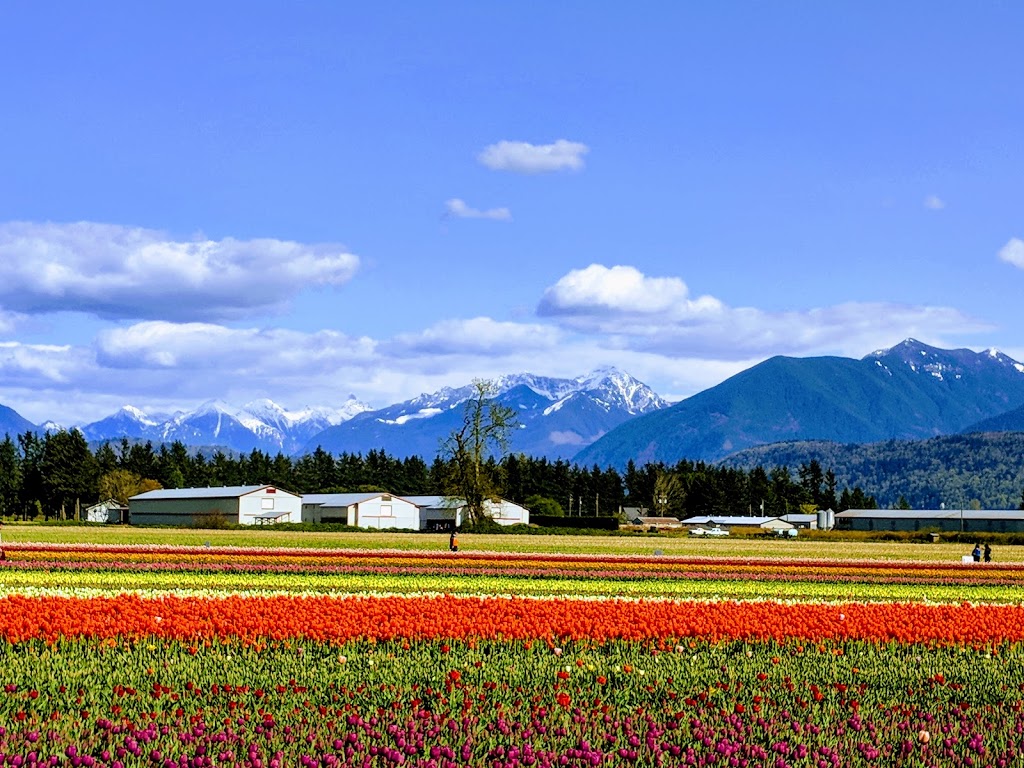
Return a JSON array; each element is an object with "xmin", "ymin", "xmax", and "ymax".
[{"xmin": 690, "ymin": 526, "xmax": 729, "ymax": 537}]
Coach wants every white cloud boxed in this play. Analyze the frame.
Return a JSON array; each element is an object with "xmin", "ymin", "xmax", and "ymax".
[
  {"xmin": 478, "ymin": 139, "xmax": 589, "ymax": 174},
  {"xmin": 0, "ymin": 341, "xmax": 93, "ymax": 388},
  {"xmin": 0, "ymin": 264, "xmax": 1003, "ymax": 427},
  {"xmin": 0, "ymin": 311, "xmax": 24, "ymax": 334},
  {"xmin": 0, "ymin": 221, "xmax": 360, "ymax": 322},
  {"xmin": 386, "ymin": 317, "xmax": 560, "ymax": 356},
  {"xmin": 998, "ymin": 238, "xmax": 1024, "ymax": 269},
  {"xmin": 96, "ymin": 321, "xmax": 377, "ymax": 371},
  {"xmin": 538, "ymin": 264, "xmax": 990, "ymax": 359},
  {"xmin": 924, "ymin": 195, "xmax": 945, "ymax": 210},
  {"xmin": 444, "ymin": 198, "xmax": 512, "ymax": 222},
  {"xmin": 539, "ymin": 264, "xmax": 723, "ymax": 319}
]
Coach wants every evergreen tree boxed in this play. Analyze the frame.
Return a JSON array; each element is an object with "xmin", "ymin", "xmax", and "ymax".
[
  {"xmin": 17, "ymin": 432, "xmax": 44, "ymax": 520},
  {"xmin": 40, "ymin": 429, "xmax": 98, "ymax": 519},
  {"xmin": 0, "ymin": 435, "xmax": 21, "ymax": 518}
]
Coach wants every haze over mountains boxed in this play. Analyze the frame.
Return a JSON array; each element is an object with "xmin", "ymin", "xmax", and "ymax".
[{"xmin": 2, "ymin": 341, "xmax": 1024, "ymax": 466}]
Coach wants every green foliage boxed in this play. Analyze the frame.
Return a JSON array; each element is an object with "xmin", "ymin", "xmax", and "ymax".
[{"xmin": 524, "ymin": 494, "xmax": 564, "ymax": 516}]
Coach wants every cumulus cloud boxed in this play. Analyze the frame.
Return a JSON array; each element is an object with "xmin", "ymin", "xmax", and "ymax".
[
  {"xmin": 478, "ymin": 139, "xmax": 588, "ymax": 174},
  {"xmin": 0, "ymin": 341, "xmax": 93, "ymax": 387},
  {"xmin": 924, "ymin": 195, "xmax": 945, "ymax": 210},
  {"xmin": 444, "ymin": 198, "xmax": 512, "ymax": 222},
  {"xmin": 0, "ymin": 221, "xmax": 360, "ymax": 322},
  {"xmin": 538, "ymin": 264, "xmax": 990, "ymax": 359},
  {"xmin": 385, "ymin": 317, "xmax": 560, "ymax": 357},
  {"xmin": 999, "ymin": 238, "xmax": 1024, "ymax": 269},
  {"xmin": 538, "ymin": 264, "xmax": 723, "ymax": 321}
]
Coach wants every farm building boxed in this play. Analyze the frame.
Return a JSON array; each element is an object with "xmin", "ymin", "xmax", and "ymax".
[
  {"xmin": 129, "ymin": 485, "xmax": 301, "ymax": 526},
  {"xmin": 301, "ymin": 493, "xmax": 420, "ymax": 529},
  {"xmin": 835, "ymin": 508, "xmax": 1024, "ymax": 533},
  {"xmin": 780, "ymin": 513, "xmax": 819, "ymax": 530},
  {"xmin": 681, "ymin": 515, "xmax": 795, "ymax": 532},
  {"xmin": 405, "ymin": 496, "xmax": 531, "ymax": 531},
  {"xmin": 406, "ymin": 496, "xmax": 463, "ymax": 531},
  {"xmin": 83, "ymin": 498, "xmax": 128, "ymax": 524},
  {"xmin": 630, "ymin": 516, "xmax": 683, "ymax": 530}
]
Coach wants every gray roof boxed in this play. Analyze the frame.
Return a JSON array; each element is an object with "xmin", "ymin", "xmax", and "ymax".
[
  {"xmin": 130, "ymin": 485, "xmax": 295, "ymax": 501},
  {"xmin": 781, "ymin": 514, "xmax": 818, "ymax": 522},
  {"xmin": 403, "ymin": 495, "xmax": 466, "ymax": 509},
  {"xmin": 302, "ymin": 493, "xmax": 405, "ymax": 507},
  {"xmin": 836, "ymin": 508, "xmax": 1024, "ymax": 520}
]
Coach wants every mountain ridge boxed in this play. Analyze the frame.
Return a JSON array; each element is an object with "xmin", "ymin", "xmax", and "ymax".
[{"xmin": 573, "ymin": 339, "xmax": 1024, "ymax": 467}]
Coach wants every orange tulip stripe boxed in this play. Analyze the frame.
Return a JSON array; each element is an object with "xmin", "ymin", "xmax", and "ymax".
[{"xmin": 1, "ymin": 592, "xmax": 1022, "ymax": 645}]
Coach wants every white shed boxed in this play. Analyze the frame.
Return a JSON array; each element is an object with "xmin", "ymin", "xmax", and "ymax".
[
  {"xmin": 83, "ymin": 499, "xmax": 128, "ymax": 524},
  {"xmin": 301, "ymin": 493, "xmax": 420, "ymax": 530}
]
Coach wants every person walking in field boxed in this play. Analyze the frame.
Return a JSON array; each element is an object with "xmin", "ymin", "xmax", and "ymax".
[
  {"xmin": 972, "ymin": 543, "xmax": 982, "ymax": 562},
  {"xmin": 449, "ymin": 529, "xmax": 459, "ymax": 553},
  {"xmin": 984, "ymin": 543, "xmax": 992, "ymax": 563}
]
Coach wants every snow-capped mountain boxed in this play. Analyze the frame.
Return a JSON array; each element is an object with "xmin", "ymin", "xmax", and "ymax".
[
  {"xmin": 79, "ymin": 397, "xmax": 371, "ymax": 454},
  {"xmin": 303, "ymin": 368, "xmax": 669, "ymax": 460}
]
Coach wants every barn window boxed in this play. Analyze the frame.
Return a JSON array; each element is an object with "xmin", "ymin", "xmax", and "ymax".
[{"xmin": 261, "ymin": 498, "xmax": 275, "ymax": 510}]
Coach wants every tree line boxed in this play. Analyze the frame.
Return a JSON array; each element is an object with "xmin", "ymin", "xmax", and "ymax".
[
  {"xmin": 0, "ymin": 429, "xmax": 883, "ymax": 522},
  {"xmin": 722, "ymin": 432, "xmax": 1024, "ymax": 510}
]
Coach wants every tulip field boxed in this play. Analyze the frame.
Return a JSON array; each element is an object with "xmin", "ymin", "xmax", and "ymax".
[{"xmin": 3, "ymin": 537, "xmax": 1024, "ymax": 766}]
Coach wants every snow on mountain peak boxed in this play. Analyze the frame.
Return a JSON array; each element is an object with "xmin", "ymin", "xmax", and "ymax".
[{"xmin": 115, "ymin": 405, "xmax": 160, "ymax": 426}]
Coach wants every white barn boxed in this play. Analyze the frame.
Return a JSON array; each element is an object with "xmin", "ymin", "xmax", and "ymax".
[
  {"xmin": 301, "ymin": 493, "xmax": 420, "ymax": 530},
  {"xmin": 129, "ymin": 485, "xmax": 301, "ymax": 526}
]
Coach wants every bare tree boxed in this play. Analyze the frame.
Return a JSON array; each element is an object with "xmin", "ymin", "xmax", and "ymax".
[{"xmin": 441, "ymin": 380, "xmax": 517, "ymax": 527}]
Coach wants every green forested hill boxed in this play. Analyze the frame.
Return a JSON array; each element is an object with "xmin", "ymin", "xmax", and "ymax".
[{"xmin": 721, "ymin": 432, "xmax": 1024, "ymax": 510}]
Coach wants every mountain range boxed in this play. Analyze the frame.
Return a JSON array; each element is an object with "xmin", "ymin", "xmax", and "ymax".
[
  {"xmin": 2, "ymin": 340, "xmax": 1024, "ymax": 466},
  {"xmin": 575, "ymin": 339, "xmax": 1024, "ymax": 467},
  {"xmin": 0, "ymin": 368, "xmax": 668, "ymax": 459},
  {"xmin": 299, "ymin": 369, "xmax": 668, "ymax": 459}
]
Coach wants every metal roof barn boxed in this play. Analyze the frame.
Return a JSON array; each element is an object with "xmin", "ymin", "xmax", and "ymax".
[{"xmin": 129, "ymin": 485, "xmax": 301, "ymax": 526}]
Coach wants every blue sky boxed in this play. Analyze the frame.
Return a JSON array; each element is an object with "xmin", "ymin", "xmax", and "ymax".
[{"xmin": 1, "ymin": 2, "xmax": 1023, "ymax": 424}]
